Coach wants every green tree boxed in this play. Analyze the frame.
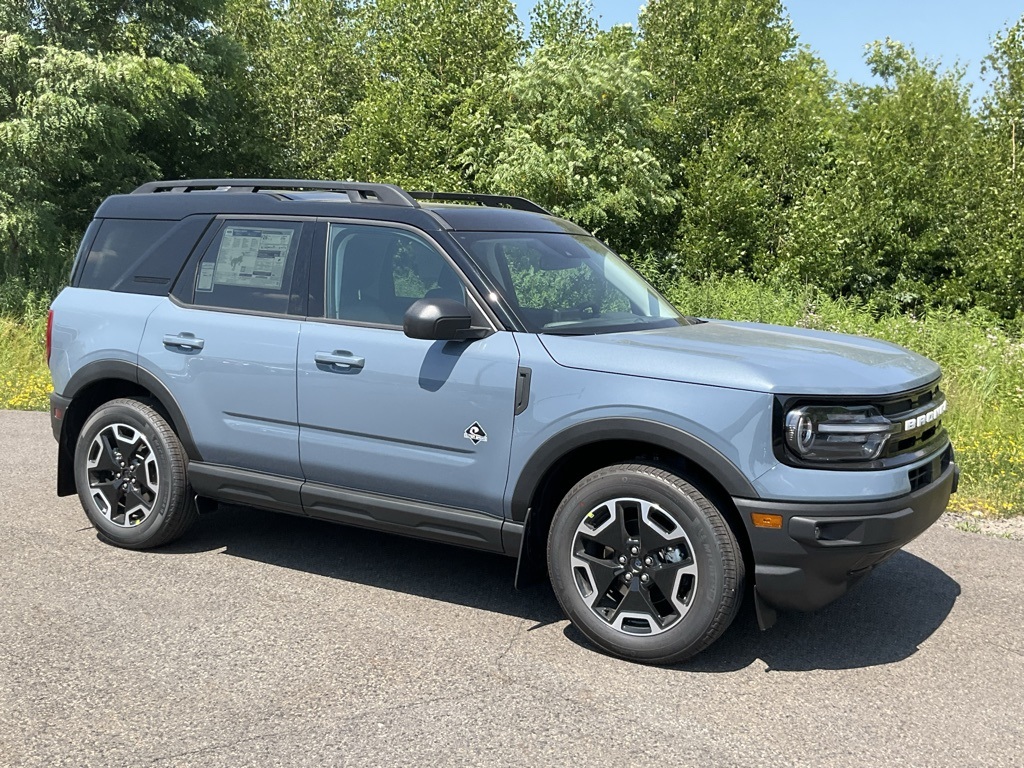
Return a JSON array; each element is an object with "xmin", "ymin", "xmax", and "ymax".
[
  {"xmin": 527, "ymin": 0, "xmax": 597, "ymax": 50},
  {"xmin": 635, "ymin": 0, "xmax": 806, "ymax": 276},
  {"xmin": 329, "ymin": 0, "xmax": 522, "ymax": 188},
  {"xmin": 480, "ymin": 8, "xmax": 674, "ymax": 254},
  {"xmin": 781, "ymin": 41, "xmax": 983, "ymax": 312},
  {"xmin": 970, "ymin": 15, "xmax": 1024, "ymax": 321},
  {"xmin": 218, "ymin": 0, "xmax": 365, "ymax": 177},
  {"xmin": 0, "ymin": 42, "xmax": 204, "ymax": 287},
  {"xmin": 0, "ymin": 1, "xmax": 230, "ymax": 291}
]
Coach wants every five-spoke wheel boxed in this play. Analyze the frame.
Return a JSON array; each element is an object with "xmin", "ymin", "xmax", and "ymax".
[
  {"xmin": 571, "ymin": 497, "xmax": 699, "ymax": 635},
  {"xmin": 74, "ymin": 398, "xmax": 197, "ymax": 549},
  {"xmin": 85, "ymin": 423, "xmax": 160, "ymax": 528},
  {"xmin": 548, "ymin": 462, "xmax": 745, "ymax": 664}
]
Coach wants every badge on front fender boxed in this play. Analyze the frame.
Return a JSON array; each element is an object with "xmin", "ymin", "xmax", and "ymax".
[{"xmin": 464, "ymin": 422, "xmax": 487, "ymax": 445}]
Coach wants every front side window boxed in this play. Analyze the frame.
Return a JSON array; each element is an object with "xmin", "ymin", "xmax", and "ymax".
[
  {"xmin": 454, "ymin": 232, "xmax": 687, "ymax": 334},
  {"xmin": 192, "ymin": 220, "xmax": 307, "ymax": 314},
  {"xmin": 326, "ymin": 223, "xmax": 466, "ymax": 326}
]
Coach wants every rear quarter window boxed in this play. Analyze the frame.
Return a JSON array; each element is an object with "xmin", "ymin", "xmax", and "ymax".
[{"xmin": 77, "ymin": 219, "xmax": 174, "ymax": 290}]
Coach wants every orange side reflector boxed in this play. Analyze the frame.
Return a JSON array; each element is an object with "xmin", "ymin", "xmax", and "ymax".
[{"xmin": 751, "ymin": 513, "xmax": 784, "ymax": 529}]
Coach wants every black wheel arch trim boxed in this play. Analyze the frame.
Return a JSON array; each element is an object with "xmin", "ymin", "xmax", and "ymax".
[
  {"xmin": 61, "ymin": 359, "xmax": 203, "ymax": 461},
  {"xmin": 509, "ymin": 417, "xmax": 759, "ymax": 524}
]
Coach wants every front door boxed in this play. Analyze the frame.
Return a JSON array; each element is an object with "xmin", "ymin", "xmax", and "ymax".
[{"xmin": 296, "ymin": 222, "xmax": 520, "ymax": 517}]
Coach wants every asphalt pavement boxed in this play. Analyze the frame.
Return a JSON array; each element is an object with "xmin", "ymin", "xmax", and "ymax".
[{"xmin": 1, "ymin": 410, "xmax": 1021, "ymax": 767}]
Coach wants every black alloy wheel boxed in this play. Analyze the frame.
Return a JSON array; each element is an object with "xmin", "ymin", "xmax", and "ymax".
[
  {"xmin": 74, "ymin": 398, "xmax": 197, "ymax": 549},
  {"xmin": 548, "ymin": 462, "xmax": 745, "ymax": 664}
]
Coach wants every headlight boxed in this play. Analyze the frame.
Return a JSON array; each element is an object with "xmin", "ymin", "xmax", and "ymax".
[{"xmin": 784, "ymin": 405, "xmax": 895, "ymax": 462}]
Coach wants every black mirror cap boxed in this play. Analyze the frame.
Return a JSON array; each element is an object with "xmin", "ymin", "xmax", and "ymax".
[{"xmin": 404, "ymin": 298, "xmax": 476, "ymax": 340}]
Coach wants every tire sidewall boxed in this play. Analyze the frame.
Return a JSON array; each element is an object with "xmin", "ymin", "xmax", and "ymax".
[
  {"xmin": 74, "ymin": 401, "xmax": 179, "ymax": 547},
  {"xmin": 548, "ymin": 468, "xmax": 732, "ymax": 663}
]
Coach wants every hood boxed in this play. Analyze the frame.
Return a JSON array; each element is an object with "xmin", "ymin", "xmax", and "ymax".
[{"xmin": 538, "ymin": 320, "xmax": 940, "ymax": 396}]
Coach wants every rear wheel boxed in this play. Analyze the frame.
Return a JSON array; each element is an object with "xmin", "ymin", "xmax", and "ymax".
[
  {"xmin": 74, "ymin": 398, "xmax": 197, "ymax": 549},
  {"xmin": 547, "ymin": 462, "xmax": 744, "ymax": 664}
]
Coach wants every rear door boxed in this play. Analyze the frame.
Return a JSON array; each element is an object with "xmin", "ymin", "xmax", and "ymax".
[
  {"xmin": 296, "ymin": 221, "xmax": 520, "ymax": 517},
  {"xmin": 139, "ymin": 217, "xmax": 313, "ymax": 478}
]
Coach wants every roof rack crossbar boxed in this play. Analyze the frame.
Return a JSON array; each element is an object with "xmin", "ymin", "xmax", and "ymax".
[
  {"xmin": 131, "ymin": 179, "xmax": 419, "ymax": 208},
  {"xmin": 409, "ymin": 191, "xmax": 551, "ymax": 215}
]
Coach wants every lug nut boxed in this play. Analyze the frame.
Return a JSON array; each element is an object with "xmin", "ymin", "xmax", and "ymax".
[
  {"xmin": 640, "ymin": 573, "xmax": 650, "ymax": 583},
  {"xmin": 618, "ymin": 555, "xmax": 627, "ymax": 564},
  {"xmin": 630, "ymin": 546, "xmax": 639, "ymax": 555},
  {"xmin": 644, "ymin": 556, "xmax": 653, "ymax": 566},
  {"xmin": 623, "ymin": 572, "xmax": 633, "ymax": 582}
]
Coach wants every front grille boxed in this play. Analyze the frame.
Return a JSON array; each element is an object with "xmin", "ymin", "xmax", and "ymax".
[
  {"xmin": 878, "ymin": 382, "xmax": 948, "ymax": 461},
  {"xmin": 876, "ymin": 384, "xmax": 937, "ymax": 417}
]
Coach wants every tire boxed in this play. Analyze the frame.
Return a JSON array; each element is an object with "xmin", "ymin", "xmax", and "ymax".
[
  {"xmin": 547, "ymin": 462, "xmax": 745, "ymax": 664},
  {"xmin": 73, "ymin": 397, "xmax": 198, "ymax": 549}
]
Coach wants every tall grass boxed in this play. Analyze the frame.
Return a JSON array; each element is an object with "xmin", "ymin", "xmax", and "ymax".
[
  {"xmin": 667, "ymin": 275, "xmax": 1024, "ymax": 517},
  {"xmin": 0, "ymin": 294, "xmax": 52, "ymax": 412}
]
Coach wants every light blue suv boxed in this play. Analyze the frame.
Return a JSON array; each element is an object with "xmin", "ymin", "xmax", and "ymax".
[{"xmin": 48, "ymin": 179, "xmax": 958, "ymax": 663}]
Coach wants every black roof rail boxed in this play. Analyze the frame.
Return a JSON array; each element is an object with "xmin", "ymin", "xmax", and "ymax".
[
  {"xmin": 131, "ymin": 179, "xmax": 419, "ymax": 207},
  {"xmin": 410, "ymin": 191, "xmax": 551, "ymax": 215}
]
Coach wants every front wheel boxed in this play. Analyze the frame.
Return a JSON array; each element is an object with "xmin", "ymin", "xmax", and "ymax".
[
  {"xmin": 547, "ymin": 462, "xmax": 745, "ymax": 664},
  {"xmin": 73, "ymin": 397, "xmax": 197, "ymax": 549}
]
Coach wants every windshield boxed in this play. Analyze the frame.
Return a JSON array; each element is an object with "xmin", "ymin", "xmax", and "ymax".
[{"xmin": 454, "ymin": 232, "xmax": 690, "ymax": 334}]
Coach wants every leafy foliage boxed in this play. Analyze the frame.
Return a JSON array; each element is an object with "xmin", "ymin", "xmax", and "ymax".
[
  {"xmin": 0, "ymin": 0, "xmax": 240, "ymax": 292},
  {"xmin": 779, "ymin": 42, "xmax": 984, "ymax": 312},
  {"xmin": 0, "ymin": 0, "xmax": 1021, "ymax": 326},
  {"xmin": 481, "ymin": 21, "xmax": 675, "ymax": 253},
  {"xmin": 0, "ymin": 32, "xmax": 205, "ymax": 289},
  {"xmin": 328, "ymin": 0, "xmax": 523, "ymax": 188},
  {"xmin": 220, "ymin": 0, "xmax": 365, "ymax": 177}
]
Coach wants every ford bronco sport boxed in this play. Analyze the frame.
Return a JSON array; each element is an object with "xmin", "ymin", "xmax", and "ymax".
[{"xmin": 47, "ymin": 179, "xmax": 958, "ymax": 663}]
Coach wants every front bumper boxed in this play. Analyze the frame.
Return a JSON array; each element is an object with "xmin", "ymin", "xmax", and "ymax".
[{"xmin": 734, "ymin": 458, "xmax": 958, "ymax": 613}]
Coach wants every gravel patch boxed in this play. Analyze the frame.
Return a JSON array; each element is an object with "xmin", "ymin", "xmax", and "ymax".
[{"xmin": 939, "ymin": 511, "xmax": 1024, "ymax": 540}]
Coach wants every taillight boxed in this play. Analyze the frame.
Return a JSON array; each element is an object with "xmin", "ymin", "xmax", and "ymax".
[{"xmin": 45, "ymin": 309, "xmax": 54, "ymax": 364}]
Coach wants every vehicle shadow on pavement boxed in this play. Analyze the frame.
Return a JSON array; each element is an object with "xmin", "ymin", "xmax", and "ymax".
[
  {"xmin": 155, "ymin": 505, "xmax": 960, "ymax": 671},
  {"xmin": 156, "ymin": 504, "xmax": 566, "ymax": 625},
  {"xmin": 672, "ymin": 550, "xmax": 961, "ymax": 672}
]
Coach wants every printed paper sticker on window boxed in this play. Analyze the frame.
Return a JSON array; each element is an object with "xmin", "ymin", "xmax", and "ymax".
[{"xmin": 213, "ymin": 227, "xmax": 293, "ymax": 289}]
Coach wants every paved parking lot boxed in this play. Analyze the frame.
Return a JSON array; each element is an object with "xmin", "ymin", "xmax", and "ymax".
[{"xmin": 1, "ymin": 410, "xmax": 1022, "ymax": 766}]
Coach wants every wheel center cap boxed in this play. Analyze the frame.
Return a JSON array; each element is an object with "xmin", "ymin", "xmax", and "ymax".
[{"xmin": 633, "ymin": 558, "xmax": 644, "ymax": 570}]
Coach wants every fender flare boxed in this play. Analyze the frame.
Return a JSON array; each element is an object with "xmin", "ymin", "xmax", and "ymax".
[
  {"xmin": 62, "ymin": 359, "xmax": 203, "ymax": 460},
  {"xmin": 509, "ymin": 417, "xmax": 759, "ymax": 524}
]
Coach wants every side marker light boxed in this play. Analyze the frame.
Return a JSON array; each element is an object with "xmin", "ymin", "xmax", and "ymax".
[{"xmin": 751, "ymin": 513, "xmax": 784, "ymax": 530}]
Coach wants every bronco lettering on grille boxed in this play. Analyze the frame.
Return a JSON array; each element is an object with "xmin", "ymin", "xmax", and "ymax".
[{"xmin": 904, "ymin": 400, "xmax": 948, "ymax": 431}]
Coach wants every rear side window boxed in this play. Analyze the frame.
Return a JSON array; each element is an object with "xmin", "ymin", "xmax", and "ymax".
[
  {"xmin": 191, "ymin": 220, "xmax": 309, "ymax": 315},
  {"xmin": 78, "ymin": 219, "xmax": 174, "ymax": 290}
]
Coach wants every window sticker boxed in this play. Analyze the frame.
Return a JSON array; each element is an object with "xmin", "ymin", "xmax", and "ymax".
[
  {"xmin": 196, "ymin": 263, "xmax": 215, "ymax": 292},
  {"xmin": 212, "ymin": 227, "xmax": 293, "ymax": 289}
]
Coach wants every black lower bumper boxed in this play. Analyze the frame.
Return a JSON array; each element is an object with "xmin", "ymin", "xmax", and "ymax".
[{"xmin": 734, "ymin": 460, "xmax": 958, "ymax": 613}]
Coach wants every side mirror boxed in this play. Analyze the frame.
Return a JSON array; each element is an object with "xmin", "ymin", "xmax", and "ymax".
[{"xmin": 403, "ymin": 298, "xmax": 490, "ymax": 341}]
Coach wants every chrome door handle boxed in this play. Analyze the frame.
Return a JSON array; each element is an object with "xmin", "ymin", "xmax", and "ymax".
[
  {"xmin": 163, "ymin": 333, "xmax": 205, "ymax": 351},
  {"xmin": 315, "ymin": 350, "xmax": 365, "ymax": 369}
]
